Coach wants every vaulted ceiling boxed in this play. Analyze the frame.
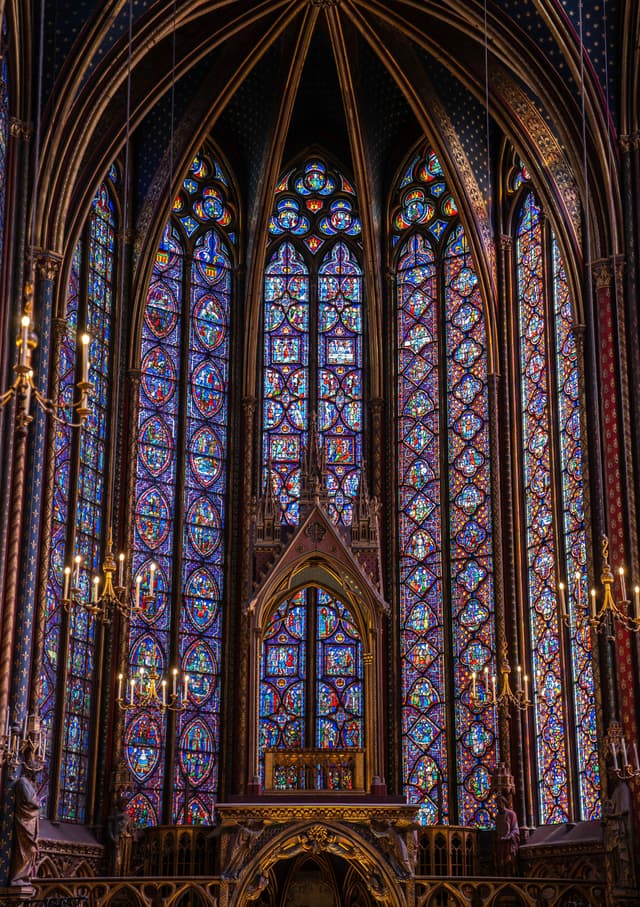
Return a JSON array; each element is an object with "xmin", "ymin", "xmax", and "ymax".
[{"xmin": 4, "ymin": 0, "xmax": 634, "ymax": 289}]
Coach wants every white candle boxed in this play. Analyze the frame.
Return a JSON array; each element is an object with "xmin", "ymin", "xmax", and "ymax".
[
  {"xmin": 516, "ymin": 665, "xmax": 522, "ymax": 692},
  {"xmin": 483, "ymin": 666, "xmax": 489, "ymax": 692},
  {"xmin": 524, "ymin": 674, "xmax": 529, "ymax": 702},
  {"xmin": 22, "ymin": 715, "xmax": 27, "ymax": 740},
  {"xmin": 183, "ymin": 674, "xmax": 190, "ymax": 704},
  {"xmin": 558, "ymin": 582, "xmax": 567, "ymax": 619},
  {"xmin": 634, "ymin": 586, "xmax": 640, "ymax": 621},
  {"xmin": 472, "ymin": 672, "xmax": 477, "ymax": 699},
  {"xmin": 118, "ymin": 553, "xmax": 125, "ymax": 587},
  {"xmin": 20, "ymin": 314, "xmax": 30, "ymax": 366},
  {"xmin": 129, "ymin": 677, "xmax": 135, "ymax": 704},
  {"xmin": 74, "ymin": 554, "xmax": 82, "ymax": 590},
  {"xmin": 117, "ymin": 673, "xmax": 123, "ymax": 701},
  {"xmin": 63, "ymin": 566, "xmax": 71, "ymax": 600},
  {"xmin": 92, "ymin": 576, "xmax": 100, "ymax": 603},
  {"xmin": 610, "ymin": 740, "xmax": 619, "ymax": 770},
  {"xmin": 575, "ymin": 569, "xmax": 582, "ymax": 605},
  {"xmin": 492, "ymin": 674, "xmax": 497, "ymax": 704},
  {"xmin": 590, "ymin": 589, "xmax": 597, "ymax": 620},
  {"xmin": 161, "ymin": 680, "xmax": 167, "ymax": 707},
  {"xmin": 149, "ymin": 562, "xmax": 156, "ymax": 597},
  {"xmin": 4, "ymin": 709, "xmax": 9, "ymax": 739},
  {"xmin": 135, "ymin": 575, "xmax": 142, "ymax": 611},
  {"xmin": 172, "ymin": 668, "xmax": 178, "ymax": 698},
  {"xmin": 621, "ymin": 735, "xmax": 628, "ymax": 768},
  {"xmin": 634, "ymin": 743, "xmax": 640, "ymax": 773},
  {"xmin": 619, "ymin": 567, "xmax": 627, "ymax": 602},
  {"xmin": 81, "ymin": 333, "xmax": 90, "ymax": 384}
]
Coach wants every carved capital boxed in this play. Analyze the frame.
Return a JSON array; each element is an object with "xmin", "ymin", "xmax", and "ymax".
[
  {"xmin": 242, "ymin": 395, "xmax": 257, "ymax": 417},
  {"xmin": 127, "ymin": 368, "xmax": 142, "ymax": 392},
  {"xmin": 619, "ymin": 132, "xmax": 640, "ymax": 152},
  {"xmin": 591, "ymin": 256, "xmax": 625, "ymax": 291},
  {"xmin": 34, "ymin": 250, "xmax": 62, "ymax": 281},
  {"xmin": 9, "ymin": 117, "xmax": 32, "ymax": 140}
]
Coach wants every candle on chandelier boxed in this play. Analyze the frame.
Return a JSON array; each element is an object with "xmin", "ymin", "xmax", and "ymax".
[
  {"xmin": 117, "ymin": 673, "xmax": 123, "ymax": 702},
  {"xmin": 129, "ymin": 677, "xmax": 135, "ymax": 705},
  {"xmin": 135, "ymin": 574, "xmax": 142, "ymax": 611},
  {"xmin": 491, "ymin": 674, "xmax": 497, "ymax": 704},
  {"xmin": 63, "ymin": 566, "xmax": 71, "ymax": 601},
  {"xmin": 172, "ymin": 668, "xmax": 178, "ymax": 699},
  {"xmin": 471, "ymin": 672, "xmax": 477, "ymax": 699},
  {"xmin": 610, "ymin": 739, "xmax": 619, "ymax": 770},
  {"xmin": 73, "ymin": 554, "xmax": 82, "ymax": 590},
  {"xmin": 161, "ymin": 679, "xmax": 167, "ymax": 708},
  {"xmin": 149, "ymin": 562, "xmax": 156, "ymax": 597},
  {"xmin": 483, "ymin": 666, "xmax": 489, "ymax": 693},
  {"xmin": 118, "ymin": 553, "xmax": 125, "ymax": 588},
  {"xmin": 516, "ymin": 665, "xmax": 522, "ymax": 692},
  {"xmin": 621, "ymin": 735, "xmax": 629, "ymax": 768},
  {"xmin": 92, "ymin": 576, "xmax": 100, "ymax": 603},
  {"xmin": 590, "ymin": 588, "xmax": 597, "ymax": 620},
  {"xmin": 575, "ymin": 569, "xmax": 582, "ymax": 604},
  {"xmin": 4, "ymin": 709, "xmax": 9, "ymax": 739},
  {"xmin": 524, "ymin": 674, "xmax": 529, "ymax": 702},
  {"xmin": 80, "ymin": 333, "xmax": 90, "ymax": 384},
  {"xmin": 618, "ymin": 566, "xmax": 627, "ymax": 602},
  {"xmin": 634, "ymin": 586, "xmax": 640, "ymax": 621},
  {"xmin": 558, "ymin": 582, "xmax": 568, "ymax": 619},
  {"xmin": 634, "ymin": 743, "xmax": 640, "ymax": 773},
  {"xmin": 19, "ymin": 314, "xmax": 30, "ymax": 367},
  {"xmin": 183, "ymin": 674, "xmax": 190, "ymax": 704}
]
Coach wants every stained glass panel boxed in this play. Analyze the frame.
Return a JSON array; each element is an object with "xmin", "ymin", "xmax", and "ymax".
[
  {"xmin": 130, "ymin": 149, "xmax": 233, "ymax": 826},
  {"xmin": 262, "ymin": 243, "xmax": 309, "ymax": 524},
  {"xmin": 318, "ymin": 243, "xmax": 363, "ymax": 526},
  {"xmin": 396, "ymin": 147, "xmax": 493, "ymax": 826},
  {"xmin": 397, "ymin": 232, "xmax": 447, "ymax": 824},
  {"xmin": 263, "ymin": 157, "xmax": 363, "ymax": 527},
  {"xmin": 40, "ymin": 243, "xmax": 81, "ymax": 815},
  {"xmin": 128, "ymin": 224, "xmax": 182, "ymax": 825},
  {"xmin": 173, "ymin": 229, "xmax": 229, "ymax": 823},
  {"xmin": 552, "ymin": 239, "xmax": 599, "ymax": 819},
  {"xmin": 316, "ymin": 591, "xmax": 363, "ymax": 750},
  {"xmin": 445, "ymin": 226, "xmax": 495, "ymax": 827},
  {"xmin": 517, "ymin": 192, "xmax": 568, "ymax": 823}
]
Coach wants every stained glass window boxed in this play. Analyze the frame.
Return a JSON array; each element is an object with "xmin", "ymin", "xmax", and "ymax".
[
  {"xmin": 515, "ymin": 189, "xmax": 598, "ymax": 822},
  {"xmin": 259, "ymin": 587, "xmax": 364, "ymax": 786},
  {"xmin": 0, "ymin": 56, "xmax": 8, "ymax": 270},
  {"xmin": 395, "ymin": 147, "xmax": 496, "ymax": 826},
  {"xmin": 262, "ymin": 158, "xmax": 363, "ymax": 525},
  {"xmin": 128, "ymin": 149, "xmax": 234, "ymax": 826},
  {"xmin": 39, "ymin": 171, "xmax": 118, "ymax": 822}
]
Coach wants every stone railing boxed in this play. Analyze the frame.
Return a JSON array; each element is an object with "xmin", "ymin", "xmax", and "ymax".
[
  {"xmin": 263, "ymin": 747, "xmax": 365, "ymax": 792},
  {"xmin": 30, "ymin": 875, "xmax": 606, "ymax": 906}
]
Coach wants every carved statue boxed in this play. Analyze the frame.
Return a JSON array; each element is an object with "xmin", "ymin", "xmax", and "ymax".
[
  {"xmin": 370, "ymin": 818, "xmax": 414, "ymax": 877},
  {"xmin": 222, "ymin": 820, "xmax": 265, "ymax": 879},
  {"xmin": 495, "ymin": 794, "xmax": 519, "ymax": 875},
  {"xmin": 10, "ymin": 763, "xmax": 40, "ymax": 889},
  {"xmin": 245, "ymin": 871, "xmax": 269, "ymax": 901},
  {"xmin": 106, "ymin": 791, "xmax": 132, "ymax": 875},
  {"xmin": 603, "ymin": 777, "xmax": 635, "ymax": 890}
]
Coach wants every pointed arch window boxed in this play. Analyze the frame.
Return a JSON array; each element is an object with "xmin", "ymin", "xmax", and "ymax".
[
  {"xmin": 127, "ymin": 150, "xmax": 235, "ymax": 826},
  {"xmin": 39, "ymin": 169, "xmax": 119, "ymax": 821},
  {"xmin": 512, "ymin": 173, "xmax": 599, "ymax": 822},
  {"xmin": 262, "ymin": 158, "xmax": 363, "ymax": 526},
  {"xmin": 394, "ymin": 147, "xmax": 496, "ymax": 826},
  {"xmin": 259, "ymin": 588, "xmax": 364, "ymax": 786}
]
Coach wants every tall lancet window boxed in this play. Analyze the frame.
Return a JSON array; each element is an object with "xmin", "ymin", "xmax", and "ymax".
[
  {"xmin": 127, "ymin": 150, "xmax": 235, "ymax": 826},
  {"xmin": 394, "ymin": 147, "xmax": 496, "ymax": 826},
  {"xmin": 39, "ymin": 168, "xmax": 119, "ymax": 821},
  {"xmin": 513, "ymin": 164, "xmax": 599, "ymax": 822},
  {"xmin": 262, "ymin": 157, "xmax": 363, "ymax": 525}
]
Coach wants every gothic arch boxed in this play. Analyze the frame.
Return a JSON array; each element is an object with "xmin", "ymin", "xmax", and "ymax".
[{"xmin": 229, "ymin": 821, "xmax": 408, "ymax": 907}]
